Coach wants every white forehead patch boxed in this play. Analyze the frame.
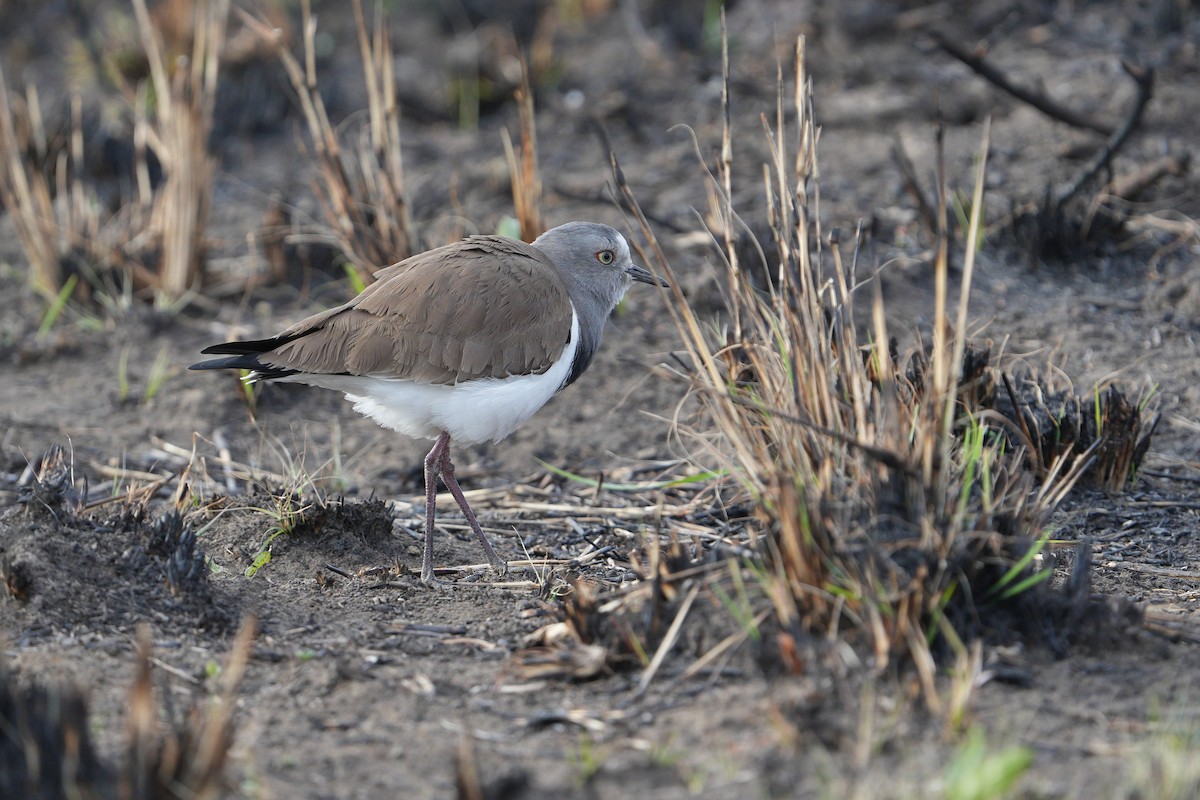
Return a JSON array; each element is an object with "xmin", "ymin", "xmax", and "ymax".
[{"xmin": 616, "ymin": 232, "xmax": 631, "ymax": 263}]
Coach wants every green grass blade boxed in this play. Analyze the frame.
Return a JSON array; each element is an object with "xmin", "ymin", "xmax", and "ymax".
[
  {"xmin": 38, "ymin": 274, "xmax": 78, "ymax": 339},
  {"xmin": 997, "ymin": 566, "xmax": 1054, "ymax": 600},
  {"xmin": 987, "ymin": 530, "xmax": 1051, "ymax": 598},
  {"xmin": 244, "ymin": 550, "xmax": 272, "ymax": 578},
  {"xmin": 343, "ymin": 261, "xmax": 367, "ymax": 295}
]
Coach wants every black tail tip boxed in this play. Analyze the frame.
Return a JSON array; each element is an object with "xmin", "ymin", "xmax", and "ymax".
[{"xmin": 189, "ymin": 355, "xmax": 259, "ymax": 372}]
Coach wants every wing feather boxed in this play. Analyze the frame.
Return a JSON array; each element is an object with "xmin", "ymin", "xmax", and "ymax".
[{"xmin": 259, "ymin": 236, "xmax": 573, "ymax": 385}]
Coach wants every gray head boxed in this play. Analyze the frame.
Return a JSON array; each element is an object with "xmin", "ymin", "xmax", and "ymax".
[
  {"xmin": 532, "ymin": 221, "xmax": 662, "ymax": 387},
  {"xmin": 533, "ymin": 222, "xmax": 658, "ymax": 306}
]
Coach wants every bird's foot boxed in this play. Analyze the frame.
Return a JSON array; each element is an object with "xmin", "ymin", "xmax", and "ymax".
[
  {"xmin": 419, "ymin": 565, "xmax": 446, "ymax": 588},
  {"xmin": 485, "ymin": 551, "xmax": 510, "ymax": 577}
]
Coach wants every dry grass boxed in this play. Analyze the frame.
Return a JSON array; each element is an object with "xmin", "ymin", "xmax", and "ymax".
[
  {"xmin": 0, "ymin": 0, "xmax": 228, "ymax": 305},
  {"xmin": 610, "ymin": 31, "xmax": 1156, "ymax": 710},
  {"xmin": 0, "ymin": 85, "xmax": 135, "ymax": 302},
  {"xmin": 130, "ymin": 0, "xmax": 229, "ymax": 301},
  {"xmin": 0, "ymin": 82, "xmax": 72, "ymax": 298},
  {"xmin": 0, "ymin": 617, "xmax": 253, "ymax": 799},
  {"xmin": 121, "ymin": 619, "xmax": 252, "ymax": 800},
  {"xmin": 242, "ymin": 0, "xmax": 414, "ymax": 286}
]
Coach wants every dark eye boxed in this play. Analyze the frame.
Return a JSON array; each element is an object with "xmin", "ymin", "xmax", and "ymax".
[{"xmin": 596, "ymin": 249, "xmax": 614, "ymax": 265}]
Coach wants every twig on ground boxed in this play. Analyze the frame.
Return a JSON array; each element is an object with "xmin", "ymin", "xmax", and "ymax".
[
  {"xmin": 1104, "ymin": 153, "xmax": 1188, "ymax": 201},
  {"xmin": 1143, "ymin": 612, "xmax": 1200, "ymax": 644},
  {"xmin": 931, "ymin": 31, "xmax": 1113, "ymax": 135},
  {"xmin": 1141, "ymin": 468, "xmax": 1200, "ymax": 485},
  {"xmin": 152, "ymin": 436, "xmax": 290, "ymax": 487},
  {"xmin": 1052, "ymin": 61, "xmax": 1155, "ymax": 211},
  {"xmin": 635, "ymin": 582, "xmax": 700, "ymax": 696},
  {"xmin": 1107, "ymin": 563, "xmax": 1200, "ymax": 580}
]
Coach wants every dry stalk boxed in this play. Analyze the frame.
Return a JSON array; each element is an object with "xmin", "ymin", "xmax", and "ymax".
[
  {"xmin": 717, "ymin": 9, "xmax": 739, "ymax": 338},
  {"xmin": 351, "ymin": 0, "xmax": 413, "ymax": 262},
  {"xmin": 501, "ymin": 58, "xmax": 543, "ymax": 242}
]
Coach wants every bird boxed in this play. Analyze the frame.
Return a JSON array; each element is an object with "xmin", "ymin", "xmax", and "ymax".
[{"xmin": 191, "ymin": 221, "xmax": 664, "ymax": 584}]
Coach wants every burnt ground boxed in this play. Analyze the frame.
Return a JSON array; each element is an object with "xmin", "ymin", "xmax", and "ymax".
[{"xmin": 3, "ymin": 1, "xmax": 1200, "ymax": 797}]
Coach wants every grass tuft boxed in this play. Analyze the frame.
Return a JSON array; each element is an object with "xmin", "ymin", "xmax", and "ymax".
[
  {"xmin": 241, "ymin": 0, "xmax": 415, "ymax": 286},
  {"xmin": 130, "ymin": 0, "xmax": 228, "ymax": 301},
  {"xmin": 0, "ymin": 616, "xmax": 253, "ymax": 799},
  {"xmin": 0, "ymin": 0, "xmax": 227, "ymax": 308},
  {"xmin": 612, "ymin": 31, "xmax": 1156, "ymax": 712}
]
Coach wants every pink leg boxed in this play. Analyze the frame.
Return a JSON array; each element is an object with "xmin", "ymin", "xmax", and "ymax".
[
  {"xmin": 439, "ymin": 444, "xmax": 508, "ymax": 574},
  {"xmin": 420, "ymin": 432, "xmax": 507, "ymax": 585},
  {"xmin": 421, "ymin": 432, "xmax": 450, "ymax": 584}
]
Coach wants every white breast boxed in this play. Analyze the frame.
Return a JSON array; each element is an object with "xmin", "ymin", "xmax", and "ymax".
[{"xmin": 278, "ymin": 311, "xmax": 580, "ymax": 445}]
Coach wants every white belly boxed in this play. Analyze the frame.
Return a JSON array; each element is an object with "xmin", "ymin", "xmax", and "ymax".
[{"xmin": 278, "ymin": 312, "xmax": 579, "ymax": 445}]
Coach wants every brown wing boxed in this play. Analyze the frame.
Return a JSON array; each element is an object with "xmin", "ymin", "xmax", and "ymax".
[{"xmin": 259, "ymin": 236, "xmax": 574, "ymax": 385}]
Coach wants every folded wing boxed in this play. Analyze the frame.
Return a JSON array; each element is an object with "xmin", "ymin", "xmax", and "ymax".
[{"xmin": 192, "ymin": 236, "xmax": 575, "ymax": 385}]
